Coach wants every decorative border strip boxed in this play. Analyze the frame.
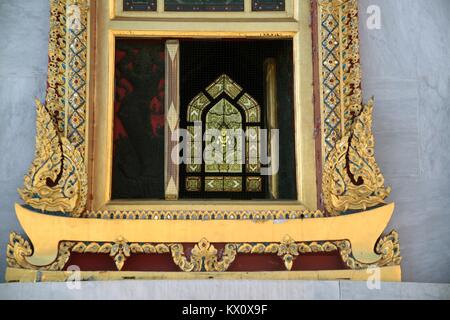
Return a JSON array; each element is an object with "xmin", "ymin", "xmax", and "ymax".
[
  {"xmin": 65, "ymin": 0, "xmax": 89, "ymax": 153},
  {"xmin": 7, "ymin": 231, "xmax": 401, "ymax": 272},
  {"xmin": 84, "ymin": 209, "xmax": 325, "ymax": 220},
  {"xmin": 318, "ymin": 0, "xmax": 362, "ymax": 160},
  {"xmin": 45, "ymin": 0, "xmax": 68, "ymax": 133}
]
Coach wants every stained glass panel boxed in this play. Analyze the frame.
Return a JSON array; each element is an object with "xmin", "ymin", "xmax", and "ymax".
[
  {"xmin": 165, "ymin": 0, "xmax": 244, "ymax": 12},
  {"xmin": 205, "ymin": 177, "xmax": 243, "ymax": 192},
  {"xmin": 238, "ymin": 93, "xmax": 261, "ymax": 122},
  {"xmin": 224, "ymin": 177, "xmax": 243, "ymax": 192},
  {"xmin": 186, "ymin": 176, "xmax": 201, "ymax": 192},
  {"xmin": 186, "ymin": 126, "xmax": 202, "ymax": 173},
  {"xmin": 252, "ymin": 0, "xmax": 285, "ymax": 11},
  {"xmin": 187, "ymin": 93, "xmax": 209, "ymax": 122},
  {"xmin": 123, "ymin": 0, "xmax": 157, "ymax": 11},
  {"xmin": 205, "ymin": 99, "xmax": 243, "ymax": 173},
  {"xmin": 206, "ymin": 74, "xmax": 242, "ymax": 99},
  {"xmin": 246, "ymin": 127, "xmax": 260, "ymax": 173},
  {"xmin": 183, "ymin": 73, "xmax": 264, "ymax": 197},
  {"xmin": 246, "ymin": 177, "xmax": 262, "ymax": 192}
]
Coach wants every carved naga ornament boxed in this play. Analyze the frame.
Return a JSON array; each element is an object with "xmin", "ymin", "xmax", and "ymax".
[
  {"xmin": 323, "ymin": 98, "xmax": 391, "ymax": 215},
  {"xmin": 18, "ymin": 100, "xmax": 87, "ymax": 217}
]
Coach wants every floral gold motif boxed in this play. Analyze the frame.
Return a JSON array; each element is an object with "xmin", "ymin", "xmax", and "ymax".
[
  {"xmin": 323, "ymin": 99, "xmax": 391, "ymax": 214},
  {"xmin": 238, "ymin": 236, "xmax": 338, "ymax": 270},
  {"xmin": 72, "ymin": 238, "xmax": 170, "ymax": 271},
  {"xmin": 171, "ymin": 239, "xmax": 237, "ymax": 272}
]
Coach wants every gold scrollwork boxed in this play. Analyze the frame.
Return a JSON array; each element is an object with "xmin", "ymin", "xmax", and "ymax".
[
  {"xmin": 171, "ymin": 239, "xmax": 237, "ymax": 272},
  {"xmin": 18, "ymin": 101, "xmax": 87, "ymax": 217},
  {"xmin": 323, "ymin": 98, "xmax": 391, "ymax": 214},
  {"xmin": 238, "ymin": 236, "xmax": 338, "ymax": 271},
  {"xmin": 7, "ymin": 231, "xmax": 401, "ymax": 273},
  {"xmin": 72, "ymin": 238, "xmax": 171, "ymax": 271}
]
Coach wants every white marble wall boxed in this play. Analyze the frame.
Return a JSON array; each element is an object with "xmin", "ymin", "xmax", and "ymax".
[
  {"xmin": 0, "ymin": 0, "xmax": 50, "ymax": 280},
  {"xmin": 0, "ymin": 0, "xmax": 449, "ymax": 284},
  {"xmin": 1, "ymin": 280, "xmax": 449, "ymax": 300},
  {"xmin": 359, "ymin": 0, "xmax": 450, "ymax": 283}
]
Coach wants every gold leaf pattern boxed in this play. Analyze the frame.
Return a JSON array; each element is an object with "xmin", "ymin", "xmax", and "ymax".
[{"xmin": 323, "ymin": 99, "xmax": 391, "ymax": 214}]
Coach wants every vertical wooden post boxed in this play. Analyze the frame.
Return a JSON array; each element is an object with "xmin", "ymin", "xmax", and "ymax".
[
  {"xmin": 165, "ymin": 40, "xmax": 180, "ymax": 200},
  {"xmin": 264, "ymin": 58, "xmax": 279, "ymax": 200}
]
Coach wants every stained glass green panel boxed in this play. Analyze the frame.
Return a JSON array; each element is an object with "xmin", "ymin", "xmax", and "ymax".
[
  {"xmin": 206, "ymin": 74, "xmax": 242, "ymax": 99},
  {"xmin": 246, "ymin": 177, "xmax": 262, "ymax": 192},
  {"xmin": 165, "ymin": 0, "xmax": 244, "ymax": 12},
  {"xmin": 252, "ymin": 0, "xmax": 285, "ymax": 11},
  {"xmin": 123, "ymin": 0, "xmax": 157, "ymax": 11},
  {"xmin": 246, "ymin": 127, "xmax": 260, "ymax": 173},
  {"xmin": 205, "ymin": 177, "xmax": 242, "ymax": 192},
  {"xmin": 187, "ymin": 93, "xmax": 209, "ymax": 122},
  {"xmin": 186, "ymin": 126, "xmax": 201, "ymax": 173},
  {"xmin": 204, "ymin": 99, "xmax": 243, "ymax": 173},
  {"xmin": 186, "ymin": 177, "xmax": 201, "ymax": 192},
  {"xmin": 205, "ymin": 177, "xmax": 223, "ymax": 192},
  {"xmin": 224, "ymin": 177, "xmax": 243, "ymax": 192},
  {"xmin": 238, "ymin": 93, "xmax": 261, "ymax": 122}
]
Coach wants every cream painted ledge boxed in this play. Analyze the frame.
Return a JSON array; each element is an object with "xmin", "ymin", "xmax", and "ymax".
[
  {"xmin": 5, "ymin": 266, "xmax": 401, "ymax": 283},
  {"xmin": 14, "ymin": 203, "xmax": 395, "ymax": 267}
]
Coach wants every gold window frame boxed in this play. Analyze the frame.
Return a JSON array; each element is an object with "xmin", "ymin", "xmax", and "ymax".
[
  {"xmin": 6, "ymin": 0, "xmax": 401, "ymax": 282},
  {"xmin": 92, "ymin": 0, "xmax": 317, "ymax": 211}
]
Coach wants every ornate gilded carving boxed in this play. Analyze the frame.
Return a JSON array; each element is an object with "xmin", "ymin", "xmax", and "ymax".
[
  {"xmin": 171, "ymin": 239, "xmax": 237, "ymax": 272},
  {"xmin": 323, "ymin": 99, "xmax": 391, "ymax": 214},
  {"xmin": 7, "ymin": 231, "xmax": 401, "ymax": 273},
  {"xmin": 18, "ymin": 0, "xmax": 89, "ymax": 216},
  {"xmin": 318, "ymin": 0, "xmax": 390, "ymax": 214},
  {"xmin": 72, "ymin": 238, "xmax": 170, "ymax": 271},
  {"xmin": 238, "ymin": 236, "xmax": 338, "ymax": 270},
  {"xmin": 338, "ymin": 230, "xmax": 402, "ymax": 269},
  {"xmin": 6, "ymin": 232, "xmax": 74, "ymax": 271},
  {"xmin": 18, "ymin": 101, "xmax": 87, "ymax": 217}
]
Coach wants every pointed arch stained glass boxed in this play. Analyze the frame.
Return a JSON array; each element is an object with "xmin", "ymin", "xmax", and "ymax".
[{"xmin": 184, "ymin": 74, "xmax": 263, "ymax": 195}]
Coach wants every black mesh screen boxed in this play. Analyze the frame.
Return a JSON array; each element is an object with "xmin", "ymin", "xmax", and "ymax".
[{"xmin": 179, "ymin": 39, "xmax": 297, "ymax": 200}]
